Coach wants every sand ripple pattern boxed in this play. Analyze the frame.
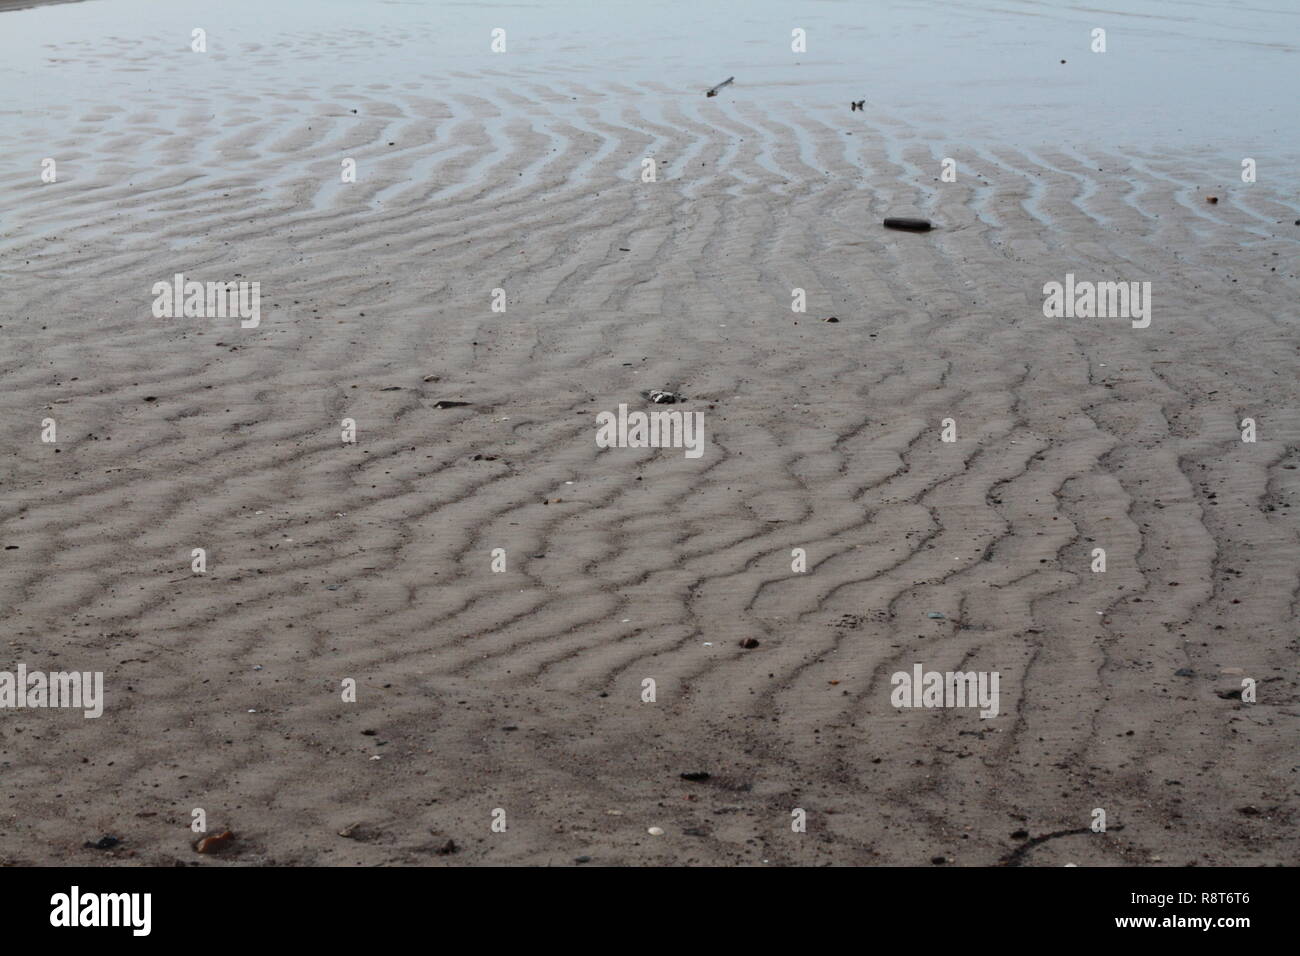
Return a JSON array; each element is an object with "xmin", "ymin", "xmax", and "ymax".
[{"xmin": 1, "ymin": 31, "xmax": 1298, "ymax": 865}]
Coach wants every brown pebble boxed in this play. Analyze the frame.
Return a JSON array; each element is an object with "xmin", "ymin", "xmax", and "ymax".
[{"xmin": 194, "ymin": 830, "xmax": 235, "ymax": 854}]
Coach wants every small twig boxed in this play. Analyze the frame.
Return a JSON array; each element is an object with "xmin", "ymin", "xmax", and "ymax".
[
  {"xmin": 999, "ymin": 824, "xmax": 1125, "ymax": 866},
  {"xmin": 705, "ymin": 76, "xmax": 734, "ymax": 97}
]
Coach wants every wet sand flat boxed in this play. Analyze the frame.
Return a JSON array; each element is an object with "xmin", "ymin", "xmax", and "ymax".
[{"xmin": 0, "ymin": 0, "xmax": 1297, "ymax": 866}]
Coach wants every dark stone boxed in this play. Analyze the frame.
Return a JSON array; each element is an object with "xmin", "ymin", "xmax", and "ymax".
[{"xmin": 883, "ymin": 218, "xmax": 933, "ymax": 232}]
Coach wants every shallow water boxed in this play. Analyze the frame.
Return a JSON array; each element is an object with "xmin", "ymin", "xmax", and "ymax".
[{"xmin": 2, "ymin": 0, "xmax": 1297, "ymax": 158}]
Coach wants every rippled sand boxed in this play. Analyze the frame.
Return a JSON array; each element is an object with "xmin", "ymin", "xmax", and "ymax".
[{"xmin": 0, "ymin": 0, "xmax": 1297, "ymax": 865}]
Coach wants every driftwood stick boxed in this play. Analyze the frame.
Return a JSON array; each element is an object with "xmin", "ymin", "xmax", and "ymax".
[
  {"xmin": 883, "ymin": 217, "xmax": 933, "ymax": 232},
  {"xmin": 705, "ymin": 76, "xmax": 734, "ymax": 97}
]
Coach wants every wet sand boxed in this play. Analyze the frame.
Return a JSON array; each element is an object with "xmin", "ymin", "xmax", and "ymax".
[{"xmin": 0, "ymin": 0, "xmax": 1297, "ymax": 866}]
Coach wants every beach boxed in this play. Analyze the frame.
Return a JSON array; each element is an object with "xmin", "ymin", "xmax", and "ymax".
[{"xmin": 0, "ymin": 0, "xmax": 1297, "ymax": 866}]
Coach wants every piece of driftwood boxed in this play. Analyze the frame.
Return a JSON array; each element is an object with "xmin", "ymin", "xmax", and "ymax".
[
  {"xmin": 883, "ymin": 217, "xmax": 933, "ymax": 232},
  {"xmin": 705, "ymin": 76, "xmax": 734, "ymax": 97}
]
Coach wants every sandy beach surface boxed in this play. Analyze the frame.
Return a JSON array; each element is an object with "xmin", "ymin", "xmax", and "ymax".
[{"xmin": 1, "ymin": 0, "xmax": 1297, "ymax": 866}]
